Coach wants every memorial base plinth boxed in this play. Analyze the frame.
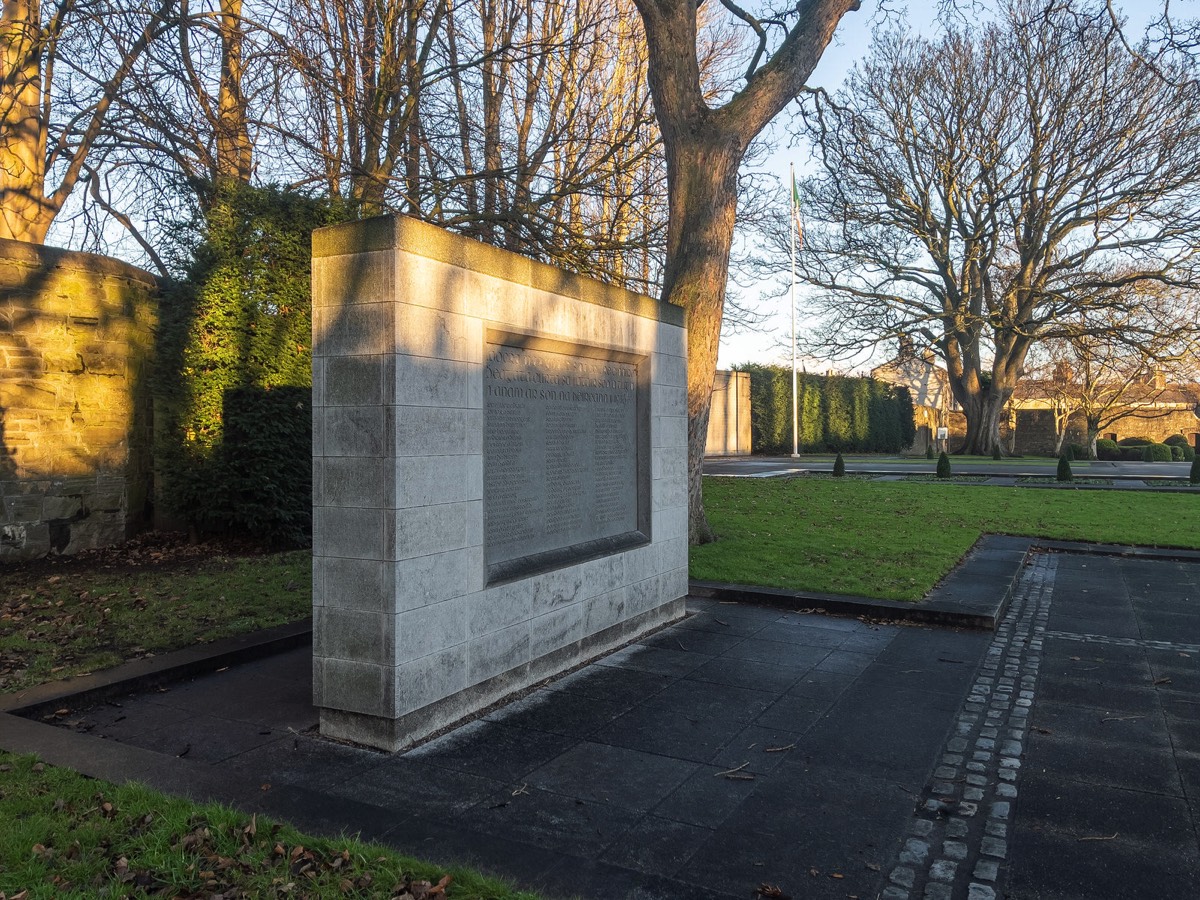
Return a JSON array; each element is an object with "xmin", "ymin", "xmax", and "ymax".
[{"xmin": 318, "ymin": 598, "xmax": 685, "ymax": 752}]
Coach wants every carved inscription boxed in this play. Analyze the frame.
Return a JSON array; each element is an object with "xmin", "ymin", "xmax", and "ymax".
[{"xmin": 484, "ymin": 341, "xmax": 639, "ymax": 575}]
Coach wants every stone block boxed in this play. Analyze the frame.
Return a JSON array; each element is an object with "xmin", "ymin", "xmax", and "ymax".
[
  {"xmin": 323, "ymin": 405, "xmax": 388, "ymax": 458},
  {"xmin": 393, "ymin": 545, "xmax": 484, "ymax": 612},
  {"xmin": 390, "ymin": 502, "xmax": 470, "ymax": 561},
  {"xmin": 468, "ymin": 621, "xmax": 531, "ymax": 684},
  {"xmin": 314, "ymin": 506, "xmax": 386, "ymax": 561},
  {"xmin": 396, "ymin": 406, "xmax": 479, "ymax": 457},
  {"xmin": 652, "ymin": 505, "xmax": 688, "ymax": 542},
  {"xmin": 396, "ymin": 454, "xmax": 481, "ymax": 508},
  {"xmin": 584, "ymin": 587, "xmax": 630, "ymax": 635},
  {"xmin": 322, "ymin": 456, "xmax": 390, "ymax": 508},
  {"xmin": 650, "ymin": 351, "xmax": 687, "ymax": 388},
  {"xmin": 651, "ymin": 447, "xmax": 686, "ymax": 481},
  {"xmin": 40, "ymin": 494, "xmax": 84, "ymax": 519},
  {"xmin": 397, "ymin": 594, "xmax": 470, "ymax": 663},
  {"xmin": 312, "ymin": 249, "xmax": 394, "ymax": 308},
  {"xmin": 652, "ymin": 414, "xmax": 688, "ymax": 449},
  {"xmin": 396, "ymin": 253, "xmax": 479, "ymax": 317},
  {"xmin": 395, "ymin": 304, "xmax": 481, "ymax": 363},
  {"xmin": 314, "ymin": 657, "xmax": 395, "ymax": 718},
  {"xmin": 318, "ymin": 556, "xmax": 393, "ymax": 614},
  {"xmin": 43, "ymin": 352, "xmax": 83, "ymax": 374},
  {"xmin": 395, "ymin": 643, "xmax": 469, "ymax": 712},
  {"xmin": 651, "ymin": 383, "xmax": 688, "ymax": 417},
  {"xmin": 529, "ymin": 602, "xmax": 584, "ymax": 660},
  {"xmin": 654, "ymin": 322, "xmax": 687, "ymax": 360},
  {"xmin": 80, "ymin": 348, "xmax": 124, "ymax": 376},
  {"xmin": 313, "ymin": 302, "xmax": 395, "ymax": 357},
  {"xmin": 393, "ymin": 354, "xmax": 473, "ymax": 408},
  {"xmin": 324, "ymin": 354, "xmax": 390, "ymax": 407},
  {"xmin": 314, "ymin": 607, "xmax": 393, "ymax": 664},
  {"xmin": 652, "ymin": 473, "xmax": 688, "ymax": 512},
  {"xmin": 468, "ymin": 581, "xmax": 532, "ymax": 639}
]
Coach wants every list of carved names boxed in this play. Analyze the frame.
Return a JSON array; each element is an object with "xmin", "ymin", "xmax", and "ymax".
[{"xmin": 484, "ymin": 342, "xmax": 639, "ymax": 569}]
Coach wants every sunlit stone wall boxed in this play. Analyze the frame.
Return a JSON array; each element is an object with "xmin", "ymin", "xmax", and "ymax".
[
  {"xmin": 312, "ymin": 214, "xmax": 689, "ymax": 751},
  {"xmin": 0, "ymin": 239, "xmax": 156, "ymax": 560}
]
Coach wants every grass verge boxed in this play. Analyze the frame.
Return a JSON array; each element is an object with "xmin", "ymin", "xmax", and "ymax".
[
  {"xmin": 0, "ymin": 751, "xmax": 537, "ymax": 900},
  {"xmin": 0, "ymin": 552, "xmax": 311, "ymax": 694},
  {"xmin": 691, "ymin": 476, "xmax": 1199, "ymax": 601}
]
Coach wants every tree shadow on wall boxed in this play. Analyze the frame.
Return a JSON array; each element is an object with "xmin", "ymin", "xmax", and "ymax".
[{"xmin": 0, "ymin": 240, "xmax": 157, "ymax": 558}]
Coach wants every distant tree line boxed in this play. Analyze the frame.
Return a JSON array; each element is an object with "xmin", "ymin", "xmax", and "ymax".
[{"xmin": 734, "ymin": 364, "xmax": 916, "ymax": 455}]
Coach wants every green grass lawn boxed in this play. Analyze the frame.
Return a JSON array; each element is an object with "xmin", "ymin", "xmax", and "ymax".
[
  {"xmin": 0, "ymin": 551, "xmax": 312, "ymax": 694},
  {"xmin": 0, "ymin": 752, "xmax": 536, "ymax": 900},
  {"xmin": 691, "ymin": 476, "xmax": 1199, "ymax": 601}
]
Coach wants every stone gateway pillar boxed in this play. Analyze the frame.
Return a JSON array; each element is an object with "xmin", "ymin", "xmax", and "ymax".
[{"xmin": 311, "ymin": 215, "xmax": 688, "ymax": 751}]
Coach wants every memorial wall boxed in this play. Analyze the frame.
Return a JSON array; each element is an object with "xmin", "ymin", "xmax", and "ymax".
[{"xmin": 311, "ymin": 215, "xmax": 688, "ymax": 752}]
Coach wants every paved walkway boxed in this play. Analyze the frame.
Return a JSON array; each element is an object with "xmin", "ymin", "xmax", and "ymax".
[{"xmin": 3, "ymin": 548, "xmax": 1199, "ymax": 899}]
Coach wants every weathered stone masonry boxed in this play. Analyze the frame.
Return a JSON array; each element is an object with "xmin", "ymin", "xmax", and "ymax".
[{"xmin": 0, "ymin": 238, "xmax": 156, "ymax": 560}]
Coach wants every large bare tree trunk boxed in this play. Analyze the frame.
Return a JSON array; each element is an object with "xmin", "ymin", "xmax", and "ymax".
[
  {"xmin": 634, "ymin": 0, "xmax": 858, "ymax": 543},
  {"xmin": 0, "ymin": 0, "xmax": 52, "ymax": 242},
  {"xmin": 958, "ymin": 391, "xmax": 1006, "ymax": 456},
  {"xmin": 664, "ymin": 138, "xmax": 741, "ymax": 544}
]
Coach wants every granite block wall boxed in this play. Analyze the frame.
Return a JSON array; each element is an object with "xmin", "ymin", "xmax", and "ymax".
[{"xmin": 312, "ymin": 214, "xmax": 689, "ymax": 751}]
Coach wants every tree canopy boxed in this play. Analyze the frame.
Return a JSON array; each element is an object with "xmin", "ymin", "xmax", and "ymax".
[{"xmin": 796, "ymin": 0, "xmax": 1200, "ymax": 453}]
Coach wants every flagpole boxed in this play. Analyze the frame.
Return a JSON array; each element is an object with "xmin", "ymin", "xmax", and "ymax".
[{"xmin": 790, "ymin": 163, "xmax": 799, "ymax": 458}]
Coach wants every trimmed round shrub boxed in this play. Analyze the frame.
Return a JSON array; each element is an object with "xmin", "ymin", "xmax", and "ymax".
[
  {"xmin": 833, "ymin": 452, "xmax": 846, "ymax": 477},
  {"xmin": 1095, "ymin": 438, "xmax": 1119, "ymax": 460},
  {"xmin": 1117, "ymin": 436, "xmax": 1152, "ymax": 447},
  {"xmin": 1068, "ymin": 442, "xmax": 1089, "ymax": 460},
  {"xmin": 1142, "ymin": 442, "xmax": 1173, "ymax": 462},
  {"xmin": 1164, "ymin": 435, "xmax": 1196, "ymax": 461},
  {"xmin": 1171, "ymin": 445, "xmax": 1184, "ymax": 461},
  {"xmin": 936, "ymin": 451, "xmax": 952, "ymax": 479},
  {"xmin": 1120, "ymin": 446, "xmax": 1148, "ymax": 461},
  {"xmin": 1057, "ymin": 453, "xmax": 1073, "ymax": 482}
]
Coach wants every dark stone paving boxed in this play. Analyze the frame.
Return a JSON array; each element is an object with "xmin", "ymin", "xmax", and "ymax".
[
  {"xmin": 42, "ymin": 600, "xmax": 988, "ymax": 900},
  {"xmin": 1005, "ymin": 553, "xmax": 1200, "ymax": 900},
  {"xmin": 7, "ymin": 548, "xmax": 1200, "ymax": 899}
]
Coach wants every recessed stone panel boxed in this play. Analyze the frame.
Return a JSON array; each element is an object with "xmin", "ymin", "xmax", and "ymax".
[{"xmin": 483, "ymin": 337, "xmax": 646, "ymax": 582}]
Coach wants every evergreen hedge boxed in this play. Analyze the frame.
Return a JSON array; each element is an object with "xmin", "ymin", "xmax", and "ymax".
[
  {"xmin": 735, "ymin": 364, "xmax": 915, "ymax": 454},
  {"xmin": 154, "ymin": 182, "xmax": 346, "ymax": 545}
]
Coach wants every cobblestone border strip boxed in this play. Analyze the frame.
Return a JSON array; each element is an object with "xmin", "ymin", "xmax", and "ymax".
[
  {"xmin": 1043, "ymin": 631, "xmax": 1200, "ymax": 654},
  {"xmin": 882, "ymin": 554, "xmax": 1056, "ymax": 900}
]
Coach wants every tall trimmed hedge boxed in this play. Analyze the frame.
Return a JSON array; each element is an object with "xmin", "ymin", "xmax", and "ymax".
[
  {"xmin": 154, "ymin": 182, "xmax": 346, "ymax": 545},
  {"xmin": 735, "ymin": 364, "xmax": 915, "ymax": 454}
]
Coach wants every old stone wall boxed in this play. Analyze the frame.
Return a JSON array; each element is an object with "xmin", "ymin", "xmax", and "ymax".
[
  {"xmin": 0, "ymin": 239, "xmax": 157, "ymax": 560},
  {"xmin": 1013, "ymin": 408, "xmax": 1200, "ymax": 456}
]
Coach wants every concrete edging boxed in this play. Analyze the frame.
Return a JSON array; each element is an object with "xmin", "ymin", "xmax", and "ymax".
[
  {"xmin": 0, "ymin": 619, "xmax": 312, "ymax": 718},
  {"xmin": 691, "ymin": 534, "xmax": 1036, "ymax": 630}
]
